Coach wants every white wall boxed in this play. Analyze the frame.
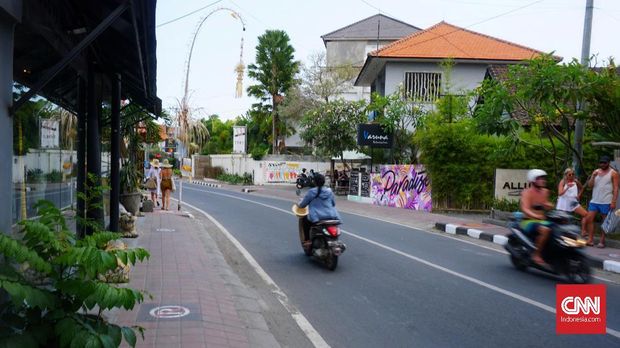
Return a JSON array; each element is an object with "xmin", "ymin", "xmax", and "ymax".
[
  {"xmin": 12, "ymin": 149, "xmax": 111, "ymax": 183},
  {"xmin": 384, "ymin": 61, "xmax": 489, "ymax": 96},
  {"xmin": 203, "ymin": 154, "xmax": 331, "ymax": 185}
]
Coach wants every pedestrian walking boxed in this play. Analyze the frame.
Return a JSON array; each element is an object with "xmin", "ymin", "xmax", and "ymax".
[
  {"xmin": 556, "ymin": 167, "xmax": 587, "ymax": 235},
  {"xmin": 160, "ymin": 159, "xmax": 175, "ymax": 211},
  {"xmin": 145, "ymin": 159, "xmax": 161, "ymax": 206},
  {"xmin": 584, "ymin": 155, "xmax": 619, "ymax": 248}
]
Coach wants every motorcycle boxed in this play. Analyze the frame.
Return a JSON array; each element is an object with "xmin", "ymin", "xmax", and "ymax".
[
  {"xmin": 296, "ymin": 175, "xmax": 315, "ymax": 190},
  {"xmin": 292, "ymin": 204, "xmax": 346, "ymax": 271},
  {"xmin": 504, "ymin": 210, "xmax": 591, "ymax": 283}
]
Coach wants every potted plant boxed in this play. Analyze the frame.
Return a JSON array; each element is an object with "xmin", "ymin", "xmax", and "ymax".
[{"xmin": 119, "ymin": 162, "xmax": 142, "ymax": 216}]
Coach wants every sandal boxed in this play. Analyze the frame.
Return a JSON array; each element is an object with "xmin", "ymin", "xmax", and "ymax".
[
  {"xmin": 586, "ymin": 242, "xmax": 594, "ymax": 247},
  {"xmin": 596, "ymin": 243, "xmax": 605, "ymax": 248}
]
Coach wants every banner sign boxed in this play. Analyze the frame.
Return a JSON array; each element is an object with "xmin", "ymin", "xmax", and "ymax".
[
  {"xmin": 181, "ymin": 158, "xmax": 192, "ymax": 177},
  {"xmin": 371, "ymin": 165, "xmax": 432, "ymax": 211},
  {"xmin": 263, "ymin": 162, "xmax": 301, "ymax": 183},
  {"xmin": 233, "ymin": 126, "xmax": 246, "ymax": 154},
  {"xmin": 40, "ymin": 119, "xmax": 59, "ymax": 149},
  {"xmin": 357, "ymin": 124, "xmax": 392, "ymax": 148},
  {"xmin": 494, "ymin": 169, "xmax": 531, "ymax": 201}
]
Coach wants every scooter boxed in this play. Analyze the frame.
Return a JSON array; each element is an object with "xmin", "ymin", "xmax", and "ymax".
[
  {"xmin": 504, "ymin": 210, "xmax": 591, "ymax": 283},
  {"xmin": 296, "ymin": 175, "xmax": 315, "ymax": 190},
  {"xmin": 292, "ymin": 204, "xmax": 346, "ymax": 271}
]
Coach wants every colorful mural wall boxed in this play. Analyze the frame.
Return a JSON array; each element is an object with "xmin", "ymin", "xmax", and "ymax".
[
  {"xmin": 263, "ymin": 162, "xmax": 300, "ymax": 183},
  {"xmin": 370, "ymin": 165, "xmax": 432, "ymax": 211}
]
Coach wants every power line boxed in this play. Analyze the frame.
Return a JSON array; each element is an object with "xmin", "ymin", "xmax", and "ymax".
[
  {"xmin": 157, "ymin": 0, "xmax": 225, "ymax": 28},
  {"xmin": 358, "ymin": 0, "xmax": 399, "ymax": 19},
  {"xmin": 374, "ymin": 0, "xmax": 546, "ymax": 55}
]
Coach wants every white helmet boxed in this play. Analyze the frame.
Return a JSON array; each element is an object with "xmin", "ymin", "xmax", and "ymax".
[{"xmin": 527, "ymin": 169, "xmax": 547, "ymax": 183}]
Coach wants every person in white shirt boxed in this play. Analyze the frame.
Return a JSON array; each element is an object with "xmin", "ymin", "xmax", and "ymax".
[
  {"xmin": 556, "ymin": 168, "xmax": 587, "ymax": 235},
  {"xmin": 584, "ymin": 155, "xmax": 619, "ymax": 248},
  {"xmin": 146, "ymin": 159, "xmax": 161, "ymax": 207}
]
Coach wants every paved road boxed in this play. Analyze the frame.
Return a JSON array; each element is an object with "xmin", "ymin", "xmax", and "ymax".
[{"xmin": 178, "ymin": 183, "xmax": 620, "ymax": 347}]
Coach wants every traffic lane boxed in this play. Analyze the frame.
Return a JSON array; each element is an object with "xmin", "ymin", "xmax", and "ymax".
[
  {"xmin": 181, "ymin": 185, "xmax": 620, "ymax": 315},
  {"xmin": 180, "ymin": 187, "xmax": 619, "ymax": 347}
]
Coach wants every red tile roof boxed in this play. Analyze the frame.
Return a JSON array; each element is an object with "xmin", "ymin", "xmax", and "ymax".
[{"xmin": 371, "ymin": 21, "xmax": 548, "ymax": 61}]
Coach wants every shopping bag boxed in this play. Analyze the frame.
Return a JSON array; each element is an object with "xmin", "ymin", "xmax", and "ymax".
[
  {"xmin": 145, "ymin": 177, "xmax": 157, "ymax": 190},
  {"xmin": 602, "ymin": 209, "xmax": 620, "ymax": 234}
]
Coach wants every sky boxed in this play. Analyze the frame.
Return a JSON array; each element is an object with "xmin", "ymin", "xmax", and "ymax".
[{"xmin": 155, "ymin": 0, "xmax": 620, "ymax": 121}]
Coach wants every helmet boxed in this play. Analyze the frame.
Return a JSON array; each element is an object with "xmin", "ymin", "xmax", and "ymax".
[{"xmin": 527, "ymin": 169, "xmax": 547, "ymax": 183}]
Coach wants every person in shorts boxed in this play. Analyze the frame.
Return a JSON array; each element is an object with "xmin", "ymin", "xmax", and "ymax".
[{"xmin": 584, "ymin": 155, "xmax": 619, "ymax": 248}]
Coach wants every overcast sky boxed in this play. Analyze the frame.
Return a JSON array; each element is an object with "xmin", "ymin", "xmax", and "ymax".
[{"xmin": 155, "ymin": 0, "xmax": 620, "ymax": 121}]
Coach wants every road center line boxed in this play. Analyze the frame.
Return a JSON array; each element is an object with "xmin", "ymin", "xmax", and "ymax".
[{"xmin": 183, "ymin": 186, "xmax": 620, "ymax": 339}]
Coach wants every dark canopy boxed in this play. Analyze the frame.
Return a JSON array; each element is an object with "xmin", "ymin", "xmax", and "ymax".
[{"xmin": 13, "ymin": 0, "xmax": 160, "ymax": 114}]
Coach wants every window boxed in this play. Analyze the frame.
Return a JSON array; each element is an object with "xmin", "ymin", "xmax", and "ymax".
[{"xmin": 404, "ymin": 72, "xmax": 441, "ymax": 103}]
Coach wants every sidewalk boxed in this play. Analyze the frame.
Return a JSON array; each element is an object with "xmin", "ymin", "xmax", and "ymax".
[
  {"xmin": 108, "ymin": 207, "xmax": 286, "ymax": 348},
  {"xmin": 194, "ymin": 180, "xmax": 620, "ymax": 274}
]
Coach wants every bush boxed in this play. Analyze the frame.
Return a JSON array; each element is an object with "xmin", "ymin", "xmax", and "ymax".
[
  {"xmin": 217, "ymin": 173, "xmax": 253, "ymax": 185},
  {"xmin": 173, "ymin": 168, "xmax": 182, "ymax": 177},
  {"xmin": 45, "ymin": 170, "xmax": 63, "ymax": 183},
  {"xmin": 26, "ymin": 168, "xmax": 44, "ymax": 183},
  {"xmin": 0, "ymin": 200, "xmax": 149, "ymax": 347},
  {"xmin": 205, "ymin": 166, "xmax": 224, "ymax": 179},
  {"xmin": 491, "ymin": 198, "xmax": 521, "ymax": 212}
]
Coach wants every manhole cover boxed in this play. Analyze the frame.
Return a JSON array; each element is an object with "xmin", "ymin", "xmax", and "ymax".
[{"xmin": 149, "ymin": 305, "xmax": 190, "ymax": 319}]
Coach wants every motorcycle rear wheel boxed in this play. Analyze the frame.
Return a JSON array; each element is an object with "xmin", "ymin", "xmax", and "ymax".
[
  {"xmin": 326, "ymin": 254, "xmax": 338, "ymax": 271},
  {"xmin": 510, "ymin": 254, "xmax": 528, "ymax": 271}
]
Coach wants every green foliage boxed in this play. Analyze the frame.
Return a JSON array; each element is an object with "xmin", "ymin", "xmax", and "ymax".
[
  {"xmin": 247, "ymin": 30, "xmax": 300, "ymax": 154},
  {"xmin": 300, "ymin": 99, "xmax": 368, "ymax": 160},
  {"xmin": 201, "ymin": 115, "xmax": 234, "ymax": 155},
  {"xmin": 587, "ymin": 62, "xmax": 620, "ymax": 142},
  {"xmin": 0, "ymin": 200, "xmax": 149, "ymax": 347},
  {"xmin": 217, "ymin": 173, "xmax": 253, "ymax": 185},
  {"xmin": 491, "ymin": 198, "xmax": 521, "ymax": 212},
  {"xmin": 26, "ymin": 169, "xmax": 44, "ymax": 183},
  {"xmin": 45, "ymin": 170, "xmax": 63, "ymax": 183},
  {"xmin": 120, "ymin": 164, "xmax": 141, "ymax": 194}
]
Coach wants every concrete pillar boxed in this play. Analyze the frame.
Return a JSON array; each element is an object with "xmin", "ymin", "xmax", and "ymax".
[
  {"xmin": 0, "ymin": 9, "xmax": 18, "ymax": 235},
  {"xmin": 86, "ymin": 65, "xmax": 102, "ymax": 234},
  {"xmin": 109, "ymin": 73, "xmax": 121, "ymax": 232}
]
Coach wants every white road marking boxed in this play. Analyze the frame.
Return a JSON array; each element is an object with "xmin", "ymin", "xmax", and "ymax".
[
  {"xmin": 183, "ymin": 186, "xmax": 620, "ymax": 339},
  {"xmin": 178, "ymin": 197, "xmax": 330, "ymax": 348}
]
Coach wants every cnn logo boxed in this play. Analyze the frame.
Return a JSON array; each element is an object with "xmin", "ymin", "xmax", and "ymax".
[
  {"xmin": 556, "ymin": 284, "xmax": 606, "ymax": 335},
  {"xmin": 560, "ymin": 296, "xmax": 600, "ymax": 315}
]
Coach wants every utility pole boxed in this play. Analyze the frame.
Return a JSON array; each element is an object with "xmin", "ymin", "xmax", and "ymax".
[{"xmin": 573, "ymin": 0, "xmax": 594, "ymax": 175}]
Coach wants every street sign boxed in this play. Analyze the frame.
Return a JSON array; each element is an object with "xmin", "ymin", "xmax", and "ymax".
[
  {"xmin": 357, "ymin": 124, "xmax": 392, "ymax": 148},
  {"xmin": 233, "ymin": 125, "xmax": 247, "ymax": 154},
  {"xmin": 40, "ymin": 119, "xmax": 59, "ymax": 148}
]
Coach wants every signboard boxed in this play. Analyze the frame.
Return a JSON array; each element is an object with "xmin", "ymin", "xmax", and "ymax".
[
  {"xmin": 349, "ymin": 172, "xmax": 360, "ymax": 195},
  {"xmin": 181, "ymin": 158, "xmax": 192, "ymax": 177},
  {"xmin": 361, "ymin": 172, "xmax": 370, "ymax": 197},
  {"xmin": 263, "ymin": 161, "xmax": 300, "ymax": 183},
  {"xmin": 357, "ymin": 124, "xmax": 392, "ymax": 148},
  {"xmin": 233, "ymin": 126, "xmax": 246, "ymax": 154},
  {"xmin": 494, "ymin": 169, "xmax": 531, "ymax": 201},
  {"xmin": 371, "ymin": 165, "xmax": 432, "ymax": 211},
  {"xmin": 40, "ymin": 119, "xmax": 59, "ymax": 149},
  {"xmin": 165, "ymin": 138, "xmax": 177, "ymax": 153}
]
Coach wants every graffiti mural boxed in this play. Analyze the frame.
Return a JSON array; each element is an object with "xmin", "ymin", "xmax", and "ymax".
[
  {"xmin": 263, "ymin": 162, "xmax": 300, "ymax": 183},
  {"xmin": 371, "ymin": 165, "xmax": 432, "ymax": 211}
]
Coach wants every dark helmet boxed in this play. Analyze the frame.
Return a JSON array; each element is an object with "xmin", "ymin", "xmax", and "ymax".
[
  {"xmin": 314, "ymin": 173, "xmax": 325, "ymax": 187},
  {"xmin": 302, "ymin": 168, "xmax": 307, "ymax": 172}
]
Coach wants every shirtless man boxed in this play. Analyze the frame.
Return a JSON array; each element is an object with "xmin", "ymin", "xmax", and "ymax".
[
  {"xmin": 520, "ymin": 169, "xmax": 554, "ymax": 266},
  {"xmin": 584, "ymin": 155, "xmax": 619, "ymax": 248}
]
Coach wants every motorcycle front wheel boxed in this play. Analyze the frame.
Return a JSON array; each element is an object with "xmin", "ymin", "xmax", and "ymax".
[{"xmin": 566, "ymin": 256, "xmax": 591, "ymax": 284}]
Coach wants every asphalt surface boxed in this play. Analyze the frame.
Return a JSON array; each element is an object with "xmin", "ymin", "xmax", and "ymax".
[{"xmin": 178, "ymin": 183, "xmax": 620, "ymax": 347}]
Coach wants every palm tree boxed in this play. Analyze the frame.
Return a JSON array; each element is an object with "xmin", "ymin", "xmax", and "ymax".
[
  {"xmin": 247, "ymin": 30, "xmax": 299, "ymax": 154},
  {"xmin": 174, "ymin": 97, "xmax": 210, "ymax": 158}
]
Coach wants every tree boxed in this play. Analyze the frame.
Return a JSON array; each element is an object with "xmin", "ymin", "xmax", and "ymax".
[
  {"xmin": 247, "ymin": 30, "xmax": 299, "ymax": 154},
  {"xmin": 301, "ymin": 51, "xmax": 358, "ymax": 103},
  {"xmin": 475, "ymin": 55, "xmax": 595, "ymax": 176},
  {"xmin": 368, "ymin": 87, "xmax": 426, "ymax": 164},
  {"xmin": 300, "ymin": 99, "xmax": 367, "ymax": 163},
  {"xmin": 588, "ymin": 62, "xmax": 620, "ymax": 142}
]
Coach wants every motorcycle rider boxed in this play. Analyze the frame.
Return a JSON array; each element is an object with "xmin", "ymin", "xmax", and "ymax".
[
  {"xmin": 298, "ymin": 173, "xmax": 341, "ymax": 245},
  {"xmin": 300, "ymin": 168, "xmax": 308, "ymax": 178},
  {"xmin": 520, "ymin": 169, "xmax": 554, "ymax": 267}
]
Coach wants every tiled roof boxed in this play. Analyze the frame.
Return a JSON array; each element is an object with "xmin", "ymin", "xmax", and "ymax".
[
  {"xmin": 371, "ymin": 21, "xmax": 548, "ymax": 61},
  {"xmin": 321, "ymin": 14, "xmax": 420, "ymax": 41}
]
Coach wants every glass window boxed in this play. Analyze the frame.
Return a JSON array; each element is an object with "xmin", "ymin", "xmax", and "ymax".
[{"xmin": 403, "ymin": 72, "xmax": 442, "ymax": 103}]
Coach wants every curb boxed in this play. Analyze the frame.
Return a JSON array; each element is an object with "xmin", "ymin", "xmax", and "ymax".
[
  {"xmin": 241, "ymin": 188, "xmax": 256, "ymax": 193},
  {"xmin": 434, "ymin": 222, "xmax": 620, "ymax": 274},
  {"xmin": 191, "ymin": 180, "xmax": 221, "ymax": 188}
]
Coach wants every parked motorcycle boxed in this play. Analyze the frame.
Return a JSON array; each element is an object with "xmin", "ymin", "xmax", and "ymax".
[
  {"xmin": 504, "ymin": 210, "xmax": 591, "ymax": 283},
  {"xmin": 296, "ymin": 175, "xmax": 315, "ymax": 190},
  {"xmin": 292, "ymin": 204, "xmax": 346, "ymax": 270}
]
